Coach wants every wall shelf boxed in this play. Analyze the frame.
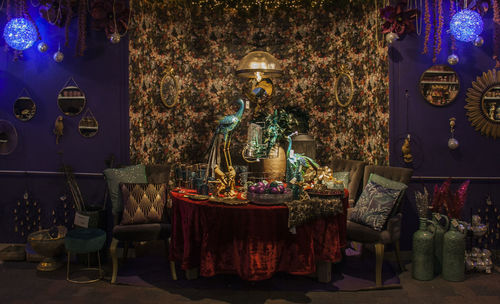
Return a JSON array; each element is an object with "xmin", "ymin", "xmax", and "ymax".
[{"xmin": 420, "ymin": 81, "xmax": 459, "ymax": 85}]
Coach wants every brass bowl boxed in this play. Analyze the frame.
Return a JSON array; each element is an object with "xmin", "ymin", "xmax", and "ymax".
[{"xmin": 27, "ymin": 226, "xmax": 67, "ymax": 271}]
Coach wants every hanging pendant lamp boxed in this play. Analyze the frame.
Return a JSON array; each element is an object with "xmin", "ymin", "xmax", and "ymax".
[{"xmin": 236, "ymin": 2, "xmax": 282, "ymax": 81}]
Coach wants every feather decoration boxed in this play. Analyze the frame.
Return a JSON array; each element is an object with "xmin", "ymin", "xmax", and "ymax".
[{"xmin": 415, "ymin": 187, "xmax": 430, "ymax": 218}]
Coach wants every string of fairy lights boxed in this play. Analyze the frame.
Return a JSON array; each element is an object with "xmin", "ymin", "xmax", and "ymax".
[{"xmin": 178, "ymin": 0, "xmax": 364, "ymax": 10}]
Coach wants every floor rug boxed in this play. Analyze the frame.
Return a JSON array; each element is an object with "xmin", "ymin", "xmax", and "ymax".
[{"xmin": 117, "ymin": 250, "xmax": 401, "ymax": 291}]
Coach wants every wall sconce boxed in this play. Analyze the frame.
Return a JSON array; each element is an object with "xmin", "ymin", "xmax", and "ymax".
[{"xmin": 448, "ymin": 117, "xmax": 459, "ymax": 150}]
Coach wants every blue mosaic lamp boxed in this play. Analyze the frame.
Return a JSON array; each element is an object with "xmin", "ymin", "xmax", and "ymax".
[
  {"xmin": 3, "ymin": 18, "xmax": 38, "ymax": 50},
  {"xmin": 450, "ymin": 9, "xmax": 483, "ymax": 42}
]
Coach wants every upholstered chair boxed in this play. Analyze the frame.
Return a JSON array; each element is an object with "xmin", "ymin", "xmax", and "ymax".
[
  {"xmin": 105, "ymin": 164, "xmax": 177, "ymax": 284},
  {"xmin": 330, "ymin": 159, "xmax": 367, "ymax": 206},
  {"xmin": 346, "ymin": 165, "xmax": 413, "ymax": 287}
]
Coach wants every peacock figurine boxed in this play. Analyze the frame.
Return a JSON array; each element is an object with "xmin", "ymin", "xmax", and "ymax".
[
  {"xmin": 286, "ymin": 131, "xmax": 319, "ymax": 197},
  {"xmin": 206, "ymin": 98, "xmax": 245, "ymax": 181}
]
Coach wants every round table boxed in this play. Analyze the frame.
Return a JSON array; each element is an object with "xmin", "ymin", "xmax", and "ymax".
[{"xmin": 169, "ymin": 190, "xmax": 348, "ymax": 281}]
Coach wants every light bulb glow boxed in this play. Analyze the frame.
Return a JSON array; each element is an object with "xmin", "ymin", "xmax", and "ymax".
[
  {"xmin": 3, "ymin": 18, "xmax": 38, "ymax": 50},
  {"xmin": 450, "ymin": 9, "xmax": 483, "ymax": 42}
]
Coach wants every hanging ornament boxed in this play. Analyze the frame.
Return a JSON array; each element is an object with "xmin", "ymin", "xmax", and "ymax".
[
  {"xmin": 37, "ymin": 41, "xmax": 48, "ymax": 53},
  {"xmin": 110, "ymin": 32, "xmax": 121, "ymax": 44},
  {"xmin": 447, "ymin": 54, "xmax": 459, "ymax": 65},
  {"xmin": 386, "ymin": 32, "xmax": 399, "ymax": 44},
  {"xmin": 3, "ymin": 18, "xmax": 38, "ymax": 51},
  {"xmin": 53, "ymin": 44, "xmax": 64, "ymax": 62},
  {"xmin": 473, "ymin": 36, "xmax": 484, "ymax": 47},
  {"xmin": 450, "ymin": 9, "xmax": 483, "ymax": 42}
]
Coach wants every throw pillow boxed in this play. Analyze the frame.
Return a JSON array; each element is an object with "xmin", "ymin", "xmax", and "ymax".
[
  {"xmin": 332, "ymin": 171, "xmax": 350, "ymax": 190},
  {"xmin": 368, "ymin": 173, "xmax": 408, "ymax": 213},
  {"xmin": 120, "ymin": 183, "xmax": 167, "ymax": 225},
  {"xmin": 348, "ymin": 181, "xmax": 402, "ymax": 231},
  {"xmin": 104, "ymin": 164, "xmax": 147, "ymax": 214}
]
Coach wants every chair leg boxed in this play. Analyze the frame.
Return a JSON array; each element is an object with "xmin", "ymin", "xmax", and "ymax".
[
  {"xmin": 375, "ymin": 243, "xmax": 384, "ymax": 287},
  {"xmin": 66, "ymin": 252, "xmax": 71, "ymax": 281},
  {"xmin": 165, "ymin": 238, "xmax": 178, "ymax": 280},
  {"xmin": 394, "ymin": 241, "xmax": 406, "ymax": 272},
  {"xmin": 110, "ymin": 238, "xmax": 119, "ymax": 284}
]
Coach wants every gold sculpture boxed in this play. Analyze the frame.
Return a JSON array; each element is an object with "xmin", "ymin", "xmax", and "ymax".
[
  {"xmin": 211, "ymin": 165, "xmax": 237, "ymax": 197},
  {"xmin": 402, "ymin": 134, "xmax": 413, "ymax": 163},
  {"xmin": 53, "ymin": 116, "xmax": 64, "ymax": 144}
]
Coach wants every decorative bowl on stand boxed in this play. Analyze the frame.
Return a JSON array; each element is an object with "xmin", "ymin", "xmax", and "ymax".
[{"xmin": 27, "ymin": 226, "xmax": 67, "ymax": 271}]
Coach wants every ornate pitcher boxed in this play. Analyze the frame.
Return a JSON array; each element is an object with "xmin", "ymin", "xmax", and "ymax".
[
  {"xmin": 412, "ymin": 217, "xmax": 435, "ymax": 281},
  {"xmin": 442, "ymin": 219, "xmax": 466, "ymax": 282},
  {"xmin": 430, "ymin": 213, "xmax": 449, "ymax": 275}
]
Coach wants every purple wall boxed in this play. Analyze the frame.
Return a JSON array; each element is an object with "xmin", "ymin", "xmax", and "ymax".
[
  {"xmin": 0, "ymin": 9, "xmax": 129, "ymax": 243},
  {"xmin": 389, "ymin": 4, "xmax": 500, "ymax": 249}
]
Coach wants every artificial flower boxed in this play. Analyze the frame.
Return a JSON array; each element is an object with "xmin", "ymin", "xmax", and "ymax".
[{"xmin": 380, "ymin": 1, "xmax": 418, "ymax": 36}]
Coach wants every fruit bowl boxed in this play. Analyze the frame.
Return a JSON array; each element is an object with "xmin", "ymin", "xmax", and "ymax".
[
  {"xmin": 247, "ymin": 188, "xmax": 293, "ymax": 205},
  {"xmin": 27, "ymin": 226, "xmax": 67, "ymax": 271}
]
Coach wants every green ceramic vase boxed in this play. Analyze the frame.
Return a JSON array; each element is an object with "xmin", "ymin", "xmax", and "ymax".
[
  {"xmin": 431, "ymin": 213, "xmax": 449, "ymax": 275},
  {"xmin": 442, "ymin": 219, "xmax": 466, "ymax": 282},
  {"xmin": 412, "ymin": 217, "xmax": 435, "ymax": 281}
]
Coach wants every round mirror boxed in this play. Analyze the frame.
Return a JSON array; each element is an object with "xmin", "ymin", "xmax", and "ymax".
[
  {"xmin": 334, "ymin": 72, "xmax": 354, "ymax": 107},
  {"xmin": 57, "ymin": 86, "xmax": 86, "ymax": 116},
  {"xmin": 160, "ymin": 69, "xmax": 180, "ymax": 108},
  {"xmin": 465, "ymin": 69, "xmax": 500, "ymax": 139},
  {"xmin": 482, "ymin": 85, "xmax": 500, "ymax": 122},
  {"xmin": 419, "ymin": 65, "xmax": 460, "ymax": 106},
  {"xmin": 13, "ymin": 97, "xmax": 36, "ymax": 121}
]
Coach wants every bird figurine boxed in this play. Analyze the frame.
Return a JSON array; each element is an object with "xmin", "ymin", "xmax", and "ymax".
[
  {"xmin": 206, "ymin": 98, "xmax": 245, "ymax": 184},
  {"xmin": 402, "ymin": 134, "xmax": 413, "ymax": 163},
  {"xmin": 286, "ymin": 131, "xmax": 319, "ymax": 198},
  {"xmin": 53, "ymin": 116, "xmax": 64, "ymax": 144}
]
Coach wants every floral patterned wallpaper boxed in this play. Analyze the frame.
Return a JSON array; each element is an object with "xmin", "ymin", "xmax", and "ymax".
[{"xmin": 129, "ymin": 1, "xmax": 389, "ymax": 166}]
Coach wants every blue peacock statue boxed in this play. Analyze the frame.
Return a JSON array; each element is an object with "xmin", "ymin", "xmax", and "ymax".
[
  {"xmin": 286, "ymin": 132, "xmax": 319, "ymax": 198},
  {"xmin": 206, "ymin": 98, "xmax": 245, "ymax": 181}
]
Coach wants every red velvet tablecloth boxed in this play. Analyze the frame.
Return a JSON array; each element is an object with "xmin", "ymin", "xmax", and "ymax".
[{"xmin": 170, "ymin": 190, "xmax": 348, "ymax": 281}]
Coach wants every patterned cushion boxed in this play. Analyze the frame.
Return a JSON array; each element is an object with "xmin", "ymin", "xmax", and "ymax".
[
  {"xmin": 332, "ymin": 171, "xmax": 349, "ymax": 189},
  {"xmin": 120, "ymin": 183, "xmax": 167, "ymax": 225},
  {"xmin": 348, "ymin": 181, "xmax": 402, "ymax": 231},
  {"xmin": 368, "ymin": 173, "xmax": 408, "ymax": 214},
  {"xmin": 104, "ymin": 165, "xmax": 147, "ymax": 214}
]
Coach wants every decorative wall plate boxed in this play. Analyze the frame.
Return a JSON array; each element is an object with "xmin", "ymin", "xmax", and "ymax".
[
  {"xmin": 78, "ymin": 108, "xmax": 98, "ymax": 138},
  {"xmin": 57, "ymin": 78, "xmax": 86, "ymax": 116},
  {"xmin": 13, "ymin": 88, "xmax": 36, "ymax": 121},
  {"xmin": 465, "ymin": 69, "xmax": 500, "ymax": 139},
  {"xmin": 160, "ymin": 68, "xmax": 180, "ymax": 108},
  {"xmin": 419, "ymin": 65, "xmax": 460, "ymax": 107}
]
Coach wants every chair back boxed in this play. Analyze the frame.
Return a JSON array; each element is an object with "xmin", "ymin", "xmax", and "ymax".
[{"xmin": 330, "ymin": 159, "xmax": 367, "ymax": 204}]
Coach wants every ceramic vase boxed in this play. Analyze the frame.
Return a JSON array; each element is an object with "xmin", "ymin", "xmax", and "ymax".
[
  {"xmin": 442, "ymin": 219, "xmax": 466, "ymax": 282},
  {"xmin": 431, "ymin": 213, "xmax": 449, "ymax": 275},
  {"xmin": 412, "ymin": 217, "xmax": 435, "ymax": 281}
]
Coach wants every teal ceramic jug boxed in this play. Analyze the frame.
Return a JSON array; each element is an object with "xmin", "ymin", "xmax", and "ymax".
[
  {"xmin": 431, "ymin": 213, "xmax": 449, "ymax": 275},
  {"xmin": 442, "ymin": 219, "xmax": 466, "ymax": 282},
  {"xmin": 412, "ymin": 217, "xmax": 435, "ymax": 281}
]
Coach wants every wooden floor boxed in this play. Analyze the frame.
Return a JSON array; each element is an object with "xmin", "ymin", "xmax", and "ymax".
[{"xmin": 1, "ymin": 254, "xmax": 500, "ymax": 304}]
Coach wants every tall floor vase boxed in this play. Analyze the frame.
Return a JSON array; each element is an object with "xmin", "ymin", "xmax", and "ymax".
[
  {"xmin": 412, "ymin": 218, "xmax": 435, "ymax": 281},
  {"xmin": 431, "ymin": 213, "xmax": 449, "ymax": 276},
  {"xmin": 442, "ymin": 220, "xmax": 466, "ymax": 282}
]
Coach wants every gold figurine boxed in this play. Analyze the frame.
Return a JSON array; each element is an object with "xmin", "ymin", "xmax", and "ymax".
[{"xmin": 402, "ymin": 134, "xmax": 413, "ymax": 163}]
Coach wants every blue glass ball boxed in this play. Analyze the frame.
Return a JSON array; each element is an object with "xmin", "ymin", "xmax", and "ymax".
[
  {"xmin": 450, "ymin": 10, "xmax": 483, "ymax": 42},
  {"xmin": 3, "ymin": 18, "xmax": 38, "ymax": 50}
]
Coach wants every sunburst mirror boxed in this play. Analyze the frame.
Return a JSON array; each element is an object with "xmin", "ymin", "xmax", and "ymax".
[{"xmin": 465, "ymin": 69, "xmax": 500, "ymax": 139}]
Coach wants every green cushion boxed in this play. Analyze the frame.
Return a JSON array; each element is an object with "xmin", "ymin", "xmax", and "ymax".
[
  {"xmin": 332, "ymin": 171, "xmax": 349, "ymax": 190},
  {"xmin": 349, "ymin": 181, "xmax": 402, "ymax": 231},
  {"xmin": 368, "ymin": 173, "xmax": 408, "ymax": 213},
  {"xmin": 104, "ymin": 164, "xmax": 147, "ymax": 214},
  {"xmin": 65, "ymin": 228, "xmax": 106, "ymax": 254}
]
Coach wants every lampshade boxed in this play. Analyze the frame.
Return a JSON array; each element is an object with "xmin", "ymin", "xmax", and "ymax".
[{"xmin": 236, "ymin": 50, "xmax": 282, "ymax": 79}]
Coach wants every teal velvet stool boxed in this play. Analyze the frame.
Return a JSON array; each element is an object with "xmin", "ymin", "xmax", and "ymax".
[{"xmin": 65, "ymin": 228, "xmax": 106, "ymax": 283}]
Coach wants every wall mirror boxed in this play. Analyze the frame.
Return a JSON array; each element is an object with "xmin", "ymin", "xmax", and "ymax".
[
  {"xmin": 465, "ymin": 69, "xmax": 500, "ymax": 139},
  {"xmin": 14, "ymin": 96, "xmax": 36, "ymax": 122},
  {"xmin": 160, "ymin": 68, "xmax": 180, "ymax": 108},
  {"xmin": 58, "ymin": 78, "xmax": 86, "ymax": 116},
  {"xmin": 78, "ymin": 108, "xmax": 98, "ymax": 138},
  {"xmin": 419, "ymin": 65, "xmax": 460, "ymax": 106},
  {"xmin": 334, "ymin": 69, "xmax": 354, "ymax": 107}
]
